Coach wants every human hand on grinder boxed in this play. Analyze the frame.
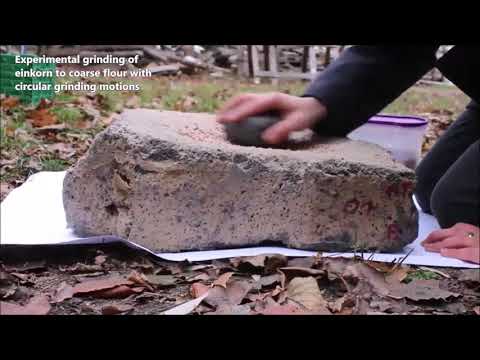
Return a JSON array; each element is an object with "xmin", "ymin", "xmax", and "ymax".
[
  {"xmin": 422, "ymin": 223, "xmax": 480, "ymax": 264},
  {"xmin": 216, "ymin": 92, "xmax": 327, "ymax": 145}
]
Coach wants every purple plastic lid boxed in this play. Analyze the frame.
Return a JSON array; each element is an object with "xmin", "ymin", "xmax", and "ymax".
[{"xmin": 368, "ymin": 114, "xmax": 427, "ymax": 127}]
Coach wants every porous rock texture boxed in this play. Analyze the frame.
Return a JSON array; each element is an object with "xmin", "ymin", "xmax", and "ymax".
[{"xmin": 63, "ymin": 109, "xmax": 419, "ymax": 253}]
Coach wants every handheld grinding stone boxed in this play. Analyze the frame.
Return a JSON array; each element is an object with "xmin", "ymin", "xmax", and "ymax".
[{"xmin": 224, "ymin": 113, "xmax": 282, "ymax": 147}]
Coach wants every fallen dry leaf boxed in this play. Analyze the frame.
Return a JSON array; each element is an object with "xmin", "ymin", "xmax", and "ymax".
[
  {"xmin": 418, "ymin": 266, "xmax": 451, "ymax": 279},
  {"xmin": 230, "ymin": 255, "xmax": 266, "ymax": 270},
  {"xmin": 72, "ymin": 276, "xmax": 132, "ymax": 295},
  {"xmin": 5, "ymin": 260, "xmax": 46, "ymax": 273},
  {"xmin": 207, "ymin": 304, "xmax": 251, "ymax": 315},
  {"xmin": 275, "ymin": 289, "xmax": 288, "ymax": 304},
  {"xmin": 287, "ymin": 257, "xmax": 316, "ymax": 268},
  {"xmin": 386, "ymin": 266, "xmax": 410, "ymax": 284},
  {"xmin": 1, "ymin": 287, "xmax": 17, "ymax": 300},
  {"xmin": 444, "ymin": 302, "xmax": 467, "ymax": 314},
  {"xmin": 1, "ymin": 96, "xmax": 20, "ymax": 110},
  {"xmin": 68, "ymin": 263, "xmax": 104, "ymax": 274},
  {"xmin": 256, "ymin": 274, "xmax": 282, "ymax": 289},
  {"xmin": 27, "ymin": 108, "xmax": 57, "ymax": 128},
  {"xmin": 286, "ymin": 277, "xmax": 330, "ymax": 314},
  {"xmin": 364, "ymin": 261, "xmax": 394, "ymax": 273},
  {"xmin": 190, "ymin": 283, "xmax": 210, "ymax": 298},
  {"xmin": 125, "ymin": 95, "xmax": 141, "ymax": 109},
  {"xmin": 264, "ymin": 255, "xmax": 288, "ymax": 274},
  {"xmin": 80, "ymin": 104, "xmax": 101, "ymax": 122},
  {"xmin": 4, "ymin": 126, "xmax": 15, "ymax": 137},
  {"xmin": 369, "ymin": 299, "xmax": 413, "ymax": 314},
  {"xmin": 204, "ymin": 280, "xmax": 252, "ymax": 308},
  {"xmin": 72, "ymin": 119, "xmax": 92, "ymax": 129},
  {"xmin": 94, "ymin": 255, "xmax": 107, "ymax": 266},
  {"xmin": 101, "ymin": 304, "xmax": 133, "ymax": 315},
  {"xmin": 388, "ymin": 280, "xmax": 460, "ymax": 301},
  {"xmin": 458, "ymin": 269, "xmax": 480, "ymax": 285},
  {"xmin": 174, "ymin": 96, "xmax": 197, "ymax": 112},
  {"xmin": 1, "ymin": 301, "xmax": 25, "ymax": 315},
  {"xmin": 100, "ymin": 113, "xmax": 119, "ymax": 126},
  {"xmin": 36, "ymin": 98, "xmax": 53, "ymax": 109},
  {"xmin": 73, "ymin": 272, "xmax": 104, "ymax": 281},
  {"xmin": 343, "ymin": 263, "xmax": 391, "ymax": 296},
  {"xmin": 246, "ymin": 292, "xmax": 270, "ymax": 302},
  {"xmin": 127, "ymin": 271, "xmax": 154, "ymax": 291},
  {"xmin": 51, "ymin": 281, "xmax": 74, "ymax": 303},
  {"xmin": 187, "ymin": 273, "xmax": 210, "ymax": 282},
  {"xmin": 328, "ymin": 295, "xmax": 355, "ymax": 314},
  {"xmin": 212, "ymin": 272, "xmax": 234, "ymax": 288},
  {"xmin": 323, "ymin": 258, "xmax": 351, "ymax": 280},
  {"xmin": 187, "ymin": 265, "xmax": 214, "ymax": 272},
  {"xmin": 163, "ymin": 292, "xmax": 209, "ymax": 315},
  {"xmin": 145, "ymin": 274, "xmax": 177, "ymax": 287},
  {"xmin": 0, "ymin": 269, "xmax": 15, "ymax": 286},
  {"xmin": 94, "ymin": 285, "xmax": 143, "ymax": 299},
  {"xmin": 10, "ymin": 272, "xmax": 30, "ymax": 282},
  {"xmin": 258, "ymin": 302, "xmax": 308, "ymax": 315},
  {"xmin": 45, "ymin": 142, "xmax": 76, "ymax": 158},
  {"xmin": 279, "ymin": 267, "xmax": 325, "ymax": 281},
  {"xmin": 0, "ymin": 294, "xmax": 51, "ymax": 315},
  {"xmin": 130, "ymin": 260, "xmax": 155, "ymax": 272},
  {"xmin": 353, "ymin": 297, "xmax": 377, "ymax": 315},
  {"xmin": 33, "ymin": 123, "xmax": 66, "ymax": 132}
]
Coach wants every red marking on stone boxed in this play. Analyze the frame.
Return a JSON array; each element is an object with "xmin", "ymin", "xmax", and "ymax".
[
  {"xmin": 360, "ymin": 201, "xmax": 377, "ymax": 216},
  {"xmin": 344, "ymin": 198, "xmax": 360, "ymax": 214},
  {"xmin": 385, "ymin": 183, "xmax": 399, "ymax": 199},
  {"xmin": 401, "ymin": 181, "xmax": 413, "ymax": 198}
]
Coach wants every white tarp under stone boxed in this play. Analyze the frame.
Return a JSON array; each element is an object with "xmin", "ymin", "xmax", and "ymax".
[{"xmin": 1, "ymin": 171, "xmax": 478, "ymax": 269}]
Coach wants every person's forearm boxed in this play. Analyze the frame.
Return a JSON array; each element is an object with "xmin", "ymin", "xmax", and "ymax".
[{"xmin": 303, "ymin": 45, "xmax": 440, "ymax": 136}]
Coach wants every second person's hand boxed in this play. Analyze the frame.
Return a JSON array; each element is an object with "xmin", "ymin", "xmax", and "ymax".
[{"xmin": 216, "ymin": 92, "xmax": 327, "ymax": 145}]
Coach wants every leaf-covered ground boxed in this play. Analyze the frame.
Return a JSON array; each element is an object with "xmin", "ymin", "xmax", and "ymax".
[
  {"xmin": 0, "ymin": 75, "xmax": 477, "ymax": 315},
  {"xmin": 1, "ymin": 244, "xmax": 479, "ymax": 315}
]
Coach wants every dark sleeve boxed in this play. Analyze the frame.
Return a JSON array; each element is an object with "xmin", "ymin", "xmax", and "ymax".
[
  {"xmin": 303, "ymin": 45, "xmax": 440, "ymax": 136},
  {"xmin": 436, "ymin": 45, "xmax": 480, "ymax": 102}
]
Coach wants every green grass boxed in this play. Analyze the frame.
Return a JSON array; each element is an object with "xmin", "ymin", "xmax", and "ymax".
[
  {"xmin": 404, "ymin": 269, "xmax": 441, "ymax": 283},
  {"xmin": 0, "ymin": 127, "xmax": 35, "ymax": 153},
  {"xmin": 383, "ymin": 85, "xmax": 469, "ymax": 116},
  {"xmin": 96, "ymin": 90, "xmax": 126, "ymax": 113},
  {"xmin": 50, "ymin": 76, "xmax": 468, "ymax": 118},
  {"xmin": 54, "ymin": 92, "xmax": 78, "ymax": 102},
  {"xmin": 40, "ymin": 158, "xmax": 69, "ymax": 171},
  {"xmin": 7, "ymin": 108, "xmax": 27, "ymax": 129},
  {"xmin": 51, "ymin": 106, "xmax": 84, "ymax": 124}
]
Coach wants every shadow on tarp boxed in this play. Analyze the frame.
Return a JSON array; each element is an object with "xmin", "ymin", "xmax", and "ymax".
[{"xmin": 0, "ymin": 243, "xmax": 168, "ymax": 266}]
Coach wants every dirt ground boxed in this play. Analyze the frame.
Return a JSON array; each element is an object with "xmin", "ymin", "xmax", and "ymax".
[{"xmin": 1, "ymin": 76, "xmax": 478, "ymax": 315}]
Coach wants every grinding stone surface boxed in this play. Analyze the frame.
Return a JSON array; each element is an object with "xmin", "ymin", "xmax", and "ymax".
[{"xmin": 63, "ymin": 109, "xmax": 419, "ymax": 253}]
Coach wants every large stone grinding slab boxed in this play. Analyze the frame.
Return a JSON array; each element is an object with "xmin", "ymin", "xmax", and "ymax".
[{"xmin": 63, "ymin": 109, "xmax": 419, "ymax": 253}]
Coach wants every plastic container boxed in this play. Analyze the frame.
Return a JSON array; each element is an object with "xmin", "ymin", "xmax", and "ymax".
[
  {"xmin": 347, "ymin": 114, "xmax": 428, "ymax": 169},
  {"xmin": 0, "ymin": 53, "xmax": 56, "ymax": 106}
]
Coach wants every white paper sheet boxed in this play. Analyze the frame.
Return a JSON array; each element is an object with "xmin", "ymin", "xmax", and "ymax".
[{"xmin": 1, "ymin": 171, "xmax": 478, "ymax": 269}]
